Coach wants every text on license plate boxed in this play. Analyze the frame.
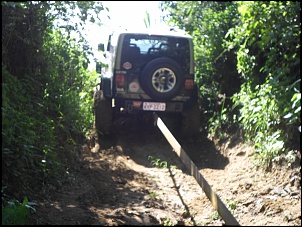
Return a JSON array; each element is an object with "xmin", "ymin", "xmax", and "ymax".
[{"xmin": 143, "ymin": 102, "xmax": 166, "ymax": 111}]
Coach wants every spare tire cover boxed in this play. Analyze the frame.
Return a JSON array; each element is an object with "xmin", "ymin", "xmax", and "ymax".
[{"xmin": 140, "ymin": 58, "xmax": 184, "ymax": 101}]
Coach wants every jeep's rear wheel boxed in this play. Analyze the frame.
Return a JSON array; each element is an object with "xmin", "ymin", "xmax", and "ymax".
[
  {"xmin": 141, "ymin": 58, "xmax": 184, "ymax": 101},
  {"xmin": 94, "ymin": 90, "xmax": 114, "ymax": 147}
]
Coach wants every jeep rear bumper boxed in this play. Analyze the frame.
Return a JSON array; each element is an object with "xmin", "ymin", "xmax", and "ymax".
[{"xmin": 114, "ymin": 98, "xmax": 195, "ymax": 114}]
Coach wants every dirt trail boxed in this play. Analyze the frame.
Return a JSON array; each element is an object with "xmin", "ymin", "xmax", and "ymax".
[{"xmin": 30, "ymin": 117, "xmax": 301, "ymax": 226}]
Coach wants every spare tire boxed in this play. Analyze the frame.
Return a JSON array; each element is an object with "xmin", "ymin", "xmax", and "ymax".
[{"xmin": 140, "ymin": 58, "xmax": 184, "ymax": 101}]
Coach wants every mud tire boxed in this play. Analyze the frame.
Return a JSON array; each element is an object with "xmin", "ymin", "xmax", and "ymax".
[{"xmin": 94, "ymin": 89, "xmax": 114, "ymax": 146}]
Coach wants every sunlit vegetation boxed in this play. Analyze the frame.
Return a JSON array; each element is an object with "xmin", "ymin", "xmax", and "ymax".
[
  {"xmin": 160, "ymin": 1, "xmax": 300, "ymax": 170},
  {"xmin": 2, "ymin": 1, "xmax": 104, "ymax": 224}
]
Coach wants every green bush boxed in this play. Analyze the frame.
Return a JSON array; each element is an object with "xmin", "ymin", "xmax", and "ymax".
[
  {"xmin": 2, "ymin": 197, "xmax": 35, "ymax": 225},
  {"xmin": 161, "ymin": 1, "xmax": 300, "ymax": 169}
]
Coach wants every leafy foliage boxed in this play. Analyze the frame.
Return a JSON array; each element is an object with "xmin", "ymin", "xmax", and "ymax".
[
  {"xmin": 2, "ymin": 1, "xmax": 105, "ymax": 223},
  {"xmin": 2, "ymin": 187, "xmax": 37, "ymax": 225},
  {"xmin": 148, "ymin": 155, "xmax": 168, "ymax": 169},
  {"xmin": 161, "ymin": 1, "xmax": 241, "ymax": 137},
  {"xmin": 160, "ymin": 1, "xmax": 300, "ymax": 168},
  {"xmin": 2, "ymin": 197, "xmax": 30, "ymax": 225},
  {"xmin": 228, "ymin": 1, "xmax": 300, "ymax": 168}
]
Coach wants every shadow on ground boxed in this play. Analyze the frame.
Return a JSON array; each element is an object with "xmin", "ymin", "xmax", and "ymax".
[
  {"xmin": 98, "ymin": 115, "xmax": 230, "ymax": 172},
  {"xmin": 30, "ymin": 145, "xmax": 161, "ymax": 225}
]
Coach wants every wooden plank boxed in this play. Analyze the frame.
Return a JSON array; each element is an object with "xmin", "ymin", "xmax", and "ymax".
[{"xmin": 154, "ymin": 114, "xmax": 240, "ymax": 226}]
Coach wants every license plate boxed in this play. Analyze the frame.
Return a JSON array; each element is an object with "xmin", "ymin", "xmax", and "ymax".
[{"xmin": 143, "ymin": 102, "xmax": 166, "ymax": 111}]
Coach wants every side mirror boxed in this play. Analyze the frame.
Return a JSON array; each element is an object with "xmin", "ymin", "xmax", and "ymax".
[
  {"xmin": 107, "ymin": 35, "xmax": 112, "ymax": 51},
  {"xmin": 98, "ymin": 43, "xmax": 104, "ymax": 51}
]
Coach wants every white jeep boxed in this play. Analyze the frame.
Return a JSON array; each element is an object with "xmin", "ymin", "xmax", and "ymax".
[{"xmin": 94, "ymin": 28, "xmax": 200, "ymax": 142}]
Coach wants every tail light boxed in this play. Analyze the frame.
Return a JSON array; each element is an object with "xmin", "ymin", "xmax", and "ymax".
[
  {"xmin": 185, "ymin": 79, "xmax": 194, "ymax": 90},
  {"xmin": 115, "ymin": 74, "xmax": 125, "ymax": 87}
]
